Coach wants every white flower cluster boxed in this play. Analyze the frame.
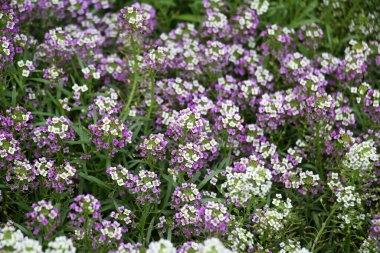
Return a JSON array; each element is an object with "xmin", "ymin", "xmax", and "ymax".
[
  {"xmin": 44, "ymin": 65, "xmax": 65, "ymax": 81},
  {"xmin": 176, "ymin": 204, "xmax": 201, "ymax": 226},
  {"xmin": 12, "ymin": 159, "xmax": 33, "ymax": 181},
  {"xmin": 169, "ymin": 143, "xmax": 204, "ymax": 176},
  {"xmin": 81, "ymin": 64, "xmax": 100, "ymax": 79},
  {"xmin": 235, "ymin": 10, "xmax": 257, "ymax": 31},
  {"xmin": 46, "ymin": 236, "xmax": 76, "ymax": 253},
  {"xmin": 93, "ymin": 88, "xmax": 119, "ymax": 116},
  {"xmin": 59, "ymin": 97, "xmax": 71, "ymax": 112},
  {"xmin": 258, "ymin": 92, "xmax": 286, "ymax": 120},
  {"xmin": 279, "ymin": 239, "xmax": 311, "ymax": 253},
  {"xmin": 299, "ymin": 72, "xmax": 325, "ymax": 92},
  {"xmin": 227, "ymin": 227, "xmax": 254, "ymax": 252},
  {"xmin": 34, "ymin": 158, "xmax": 54, "ymax": 177},
  {"xmin": 255, "ymin": 66, "xmax": 273, "ymax": 86},
  {"xmin": 108, "ymin": 165, "xmax": 133, "ymax": 186},
  {"xmin": 136, "ymin": 170, "xmax": 161, "ymax": 191},
  {"xmin": 344, "ymin": 40, "xmax": 372, "ymax": 75},
  {"xmin": 146, "ymin": 238, "xmax": 232, "ymax": 253},
  {"xmin": 219, "ymin": 100, "xmax": 244, "ymax": 131},
  {"xmin": 47, "ymin": 27, "xmax": 73, "ymax": 52},
  {"xmin": 255, "ymin": 140, "xmax": 277, "ymax": 160},
  {"xmin": 245, "ymin": 124, "xmax": 264, "ymax": 143},
  {"xmin": 328, "ymin": 173, "xmax": 362, "ymax": 209},
  {"xmin": 297, "ymin": 170, "xmax": 320, "ymax": 188},
  {"xmin": 349, "ymin": 12, "xmax": 380, "ymax": 39},
  {"xmin": 343, "ymin": 140, "xmax": 378, "ymax": 172},
  {"xmin": 351, "ymin": 82, "xmax": 380, "ymax": 108},
  {"xmin": 110, "ymin": 206, "xmax": 133, "ymax": 226},
  {"xmin": 312, "ymin": 93, "xmax": 334, "ymax": 110},
  {"xmin": 203, "ymin": 12, "xmax": 229, "ymax": 32},
  {"xmin": 58, "ymin": 163, "xmax": 76, "ymax": 181},
  {"xmin": 103, "ymin": 54, "xmax": 124, "ymax": 76},
  {"xmin": 286, "ymin": 53, "xmax": 311, "ymax": 71},
  {"xmin": 1, "ymin": 39, "xmax": 11, "ymax": 56},
  {"xmin": 72, "ymin": 83, "xmax": 88, "ymax": 98},
  {"xmin": 241, "ymin": 79, "xmax": 260, "ymax": 100},
  {"xmin": 253, "ymin": 195, "xmax": 293, "ymax": 233},
  {"xmin": 15, "ymin": 238, "xmax": 43, "ymax": 253},
  {"xmin": 100, "ymin": 117, "xmax": 126, "ymax": 137},
  {"xmin": 319, "ymin": 52, "xmax": 340, "ymax": 74},
  {"xmin": 146, "ymin": 239, "xmax": 176, "ymax": 253},
  {"xmin": 0, "ymin": 133, "xmax": 18, "ymax": 158},
  {"xmin": 358, "ymin": 236, "xmax": 380, "ymax": 253},
  {"xmin": 157, "ymin": 78, "xmax": 205, "ymax": 100},
  {"xmin": 100, "ymin": 220, "xmax": 122, "ymax": 241},
  {"xmin": 198, "ymin": 238, "xmax": 233, "ymax": 253},
  {"xmin": 0, "ymin": 222, "xmax": 43, "ymax": 253},
  {"xmin": 205, "ymin": 41, "xmax": 227, "ymax": 63},
  {"xmin": 249, "ymin": 0, "xmax": 270, "ymax": 15},
  {"xmin": 17, "ymin": 60, "xmax": 35, "ymax": 77},
  {"xmin": 47, "ymin": 116, "xmax": 70, "ymax": 138},
  {"xmin": 303, "ymin": 24, "xmax": 323, "ymax": 40},
  {"xmin": 0, "ymin": 222, "xmax": 75, "ymax": 253},
  {"xmin": 228, "ymin": 44, "xmax": 244, "ymax": 64},
  {"xmin": 222, "ymin": 156, "xmax": 272, "ymax": 205}
]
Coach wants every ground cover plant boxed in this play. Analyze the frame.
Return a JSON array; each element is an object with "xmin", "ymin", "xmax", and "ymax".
[{"xmin": 0, "ymin": 0, "xmax": 380, "ymax": 252}]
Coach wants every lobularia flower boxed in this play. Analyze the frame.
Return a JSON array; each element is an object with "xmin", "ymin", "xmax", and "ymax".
[
  {"xmin": 146, "ymin": 239, "xmax": 176, "ymax": 253},
  {"xmin": 138, "ymin": 133, "xmax": 168, "ymax": 161},
  {"xmin": 45, "ymin": 236, "xmax": 76, "ymax": 253},
  {"xmin": 222, "ymin": 155, "xmax": 272, "ymax": 206},
  {"xmin": 0, "ymin": 222, "xmax": 24, "ymax": 252},
  {"xmin": 249, "ymin": 0, "xmax": 270, "ymax": 15},
  {"xmin": 279, "ymin": 239, "xmax": 311, "ymax": 253},
  {"xmin": 198, "ymin": 238, "xmax": 233, "ymax": 253},
  {"xmin": 88, "ymin": 115, "xmax": 133, "ymax": 156},
  {"xmin": 328, "ymin": 173, "xmax": 362, "ymax": 209},
  {"xmin": 227, "ymin": 226, "xmax": 254, "ymax": 252},
  {"xmin": 26, "ymin": 200, "xmax": 60, "ymax": 238},
  {"xmin": 343, "ymin": 140, "xmax": 378, "ymax": 172}
]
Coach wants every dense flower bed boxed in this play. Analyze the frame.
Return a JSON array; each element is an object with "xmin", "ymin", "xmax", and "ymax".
[{"xmin": 0, "ymin": 0, "xmax": 380, "ymax": 252}]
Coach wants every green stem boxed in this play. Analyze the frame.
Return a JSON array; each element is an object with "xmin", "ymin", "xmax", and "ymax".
[
  {"xmin": 122, "ymin": 38, "xmax": 140, "ymax": 121},
  {"xmin": 139, "ymin": 204, "xmax": 151, "ymax": 244},
  {"xmin": 144, "ymin": 71, "xmax": 156, "ymax": 134},
  {"xmin": 311, "ymin": 205, "xmax": 337, "ymax": 251}
]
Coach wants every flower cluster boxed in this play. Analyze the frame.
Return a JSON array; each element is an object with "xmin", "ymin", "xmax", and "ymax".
[
  {"xmin": 119, "ymin": 3, "xmax": 156, "ymax": 36},
  {"xmin": 222, "ymin": 155, "xmax": 272, "ymax": 206},
  {"xmin": 32, "ymin": 116, "xmax": 75, "ymax": 155},
  {"xmin": 68, "ymin": 194, "xmax": 101, "ymax": 240},
  {"xmin": 26, "ymin": 200, "xmax": 60, "ymax": 238},
  {"xmin": 107, "ymin": 165, "xmax": 161, "ymax": 204},
  {"xmin": 1, "ymin": 0, "xmax": 380, "ymax": 252},
  {"xmin": 343, "ymin": 140, "xmax": 379, "ymax": 172},
  {"xmin": 138, "ymin": 133, "xmax": 168, "ymax": 161},
  {"xmin": 89, "ymin": 116, "xmax": 133, "ymax": 155}
]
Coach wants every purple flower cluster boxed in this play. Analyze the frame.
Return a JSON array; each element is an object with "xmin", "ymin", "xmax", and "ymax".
[
  {"xmin": 26, "ymin": 200, "xmax": 60, "ymax": 238},
  {"xmin": 107, "ymin": 165, "xmax": 161, "ymax": 204},
  {"xmin": 89, "ymin": 116, "xmax": 133, "ymax": 156},
  {"xmin": 1, "ymin": 0, "xmax": 380, "ymax": 252}
]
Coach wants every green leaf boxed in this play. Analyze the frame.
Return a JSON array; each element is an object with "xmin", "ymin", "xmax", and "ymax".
[
  {"xmin": 198, "ymin": 169, "xmax": 223, "ymax": 189},
  {"xmin": 146, "ymin": 217, "xmax": 156, "ymax": 244},
  {"xmin": 78, "ymin": 172, "xmax": 112, "ymax": 190},
  {"xmin": 14, "ymin": 223, "xmax": 33, "ymax": 237},
  {"xmin": 289, "ymin": 18, "xmax": 320, "ymax": 29},
  {"xmin": 172, "ymin": 14, "xmax": 203, "ymax": 23},
  {"xmin": 13, "ymin": 201, "xmax": 32, "ymax": 211}
]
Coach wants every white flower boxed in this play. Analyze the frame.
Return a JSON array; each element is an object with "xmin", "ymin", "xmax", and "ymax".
[
  {"xmin": 46, "ymin": 236, "xmax": 76, "ymax": 253},
  {"xmin": 22, "ymin": 69, "xmax": 30, "ymax": 77},
  {"xmin": 199, "ymin": 238, "xmax": 232, "ymax": 253},
  {"xmin": 146, "ymin": 239, "xmax": 176, "ymax": 253}
]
